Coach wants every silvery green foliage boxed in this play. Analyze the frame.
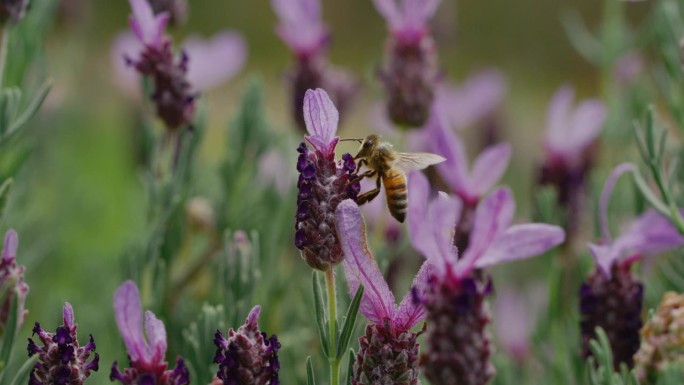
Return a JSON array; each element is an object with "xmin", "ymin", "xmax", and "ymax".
[
  {"xmin": 587, "ymin": 328, "xmax": 640, "ymax": 385},
  {"xmin": 182, "ymin": 303, "xmax": 226, "ymax": 385}
]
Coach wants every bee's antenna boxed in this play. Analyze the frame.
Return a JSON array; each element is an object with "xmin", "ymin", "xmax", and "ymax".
[{"xmin": 340, "ymin": 138, "xmax": 363, "ymax": 143}]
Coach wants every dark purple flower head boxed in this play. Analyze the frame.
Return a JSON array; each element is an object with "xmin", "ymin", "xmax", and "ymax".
[
  {"xmin": 125, "ymin": 0, "xmax": 196, "ymax": 131},
  {"xmin": 213, "ymin": 306, "xmax": 280, "ymax": 385},
  {"xmin": 336, "ymin": 200, "xmax": 432, "ymax": 385},
  {"xmin": 295, "ymin": 89, "xmax": 359, "ymax": 270},
  {"xmin": 110, "ymin": 281, "xmax": 189, "ymax": 385},
  {"xmin": 406, "ymin": 172, "xmax": 564, "ymax": 385},
  {"xmin": 0, "ymin": 229, "xmax": 29, "ymax": 334},
  {"xmin": 28, "ymin": 303, "xmax": 99, "ymax": 385},
  {"xmin": 0, "ymin": 0, "xmax": 28, "ymax": 24}
]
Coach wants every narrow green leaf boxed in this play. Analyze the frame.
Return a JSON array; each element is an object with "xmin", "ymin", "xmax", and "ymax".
[
  {"xmin": 337, "ymin": 285, "xmax": 364, "ymax": 359},
  {"xmin": 306, "ymin": 356, "xmax": 316, "ymax": 385},
  {"xmin": 0, "ymin": 178, "xmax": 12, "ymax": 222},
  {"xmin": 6, "ymin": 355, "xmax": 38, "ymax": 385},
  {"xmin": 2, "ymin": 79, "xmax": 51, "ymax": 141},
  {"xmin": 632, "ymin": 170, "xmax": 670, "ymax": 216},
  {"xmin": 312, "ymin": 272, "xmax": 329, "ymax": 357},
  {"xmin": 346, "ymin": 349, "xmax": 355, "ymax": 385},
  {"xmin": 0, "ymin": 292, "xmax": 19, "ymax": 370}
]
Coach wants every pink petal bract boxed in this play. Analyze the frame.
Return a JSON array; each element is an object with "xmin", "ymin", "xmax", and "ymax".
[{"xmin": 337, "ymin": 199, "xmax": 396, "ymax": 324}]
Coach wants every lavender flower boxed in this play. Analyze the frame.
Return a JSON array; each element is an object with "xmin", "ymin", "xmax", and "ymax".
[
  {"xmin": 148, "ymin": 0, "xmax": 187, "ymax": 26},
  {"xmin": 538, "ymin": 85, "xmax": 606, "ymax": 238},
  {"xmin": 428, "ymin": 112, "xmax": 511, "ymax": 251},
  {"xmin": 113, "ymin": 30, "xmax": 246, "ymax": 99},
  {"xmin": 0, "ymin": 229, "xmax": 29, "ymax": 334},
  {"xmin": 0, "ymin": 0, "xmax": 28, "ymax": 25},
  {"xmin": 213, "ymin": 306, "xmax": 280, "ymax": 385},
  {"xmin": 407, "ymin": 172, "xmax": 564, "ymax": 385},
  {"xmin": 295, "ymin": 89, "xmax": 360, "ymax": 270},
  {"xmin": 28, "ymin": 303, "xmax": 99, "ymax": 385},
  {"xmin": 372, "ymin": 70, "xmax": 507, "ymax": 153},
  {"xmin": 124, "ymin": 0, "xmax": 196, "ymax": 131},
  {"xmin": 579, "ymin": 163, "xmax": 684, "ymax": 369},
  {"xmin": 492, "ymin": 285, "xmax": 546, "ymax": 363},
  {"xmin": 433, "ymin": 70, "xmax": 507, "ymax": 133},
  {"xmin": 374, "ymin": 0, "xmax": 441, "ymax": 127},
  {"xmin": 110, "ymin": 280, "xmax": 189, "ymax": 385},
  {"xmin": 271, "ymin": 0, "xmax": 357, "ymax": 132},
  {"xmin": 336, "ymin": 200, "xmax": 433, "ymax": 385}
]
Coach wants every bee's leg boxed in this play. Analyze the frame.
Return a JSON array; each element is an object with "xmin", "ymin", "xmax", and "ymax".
[{"xmin": 356, "ymin": 175, "xmax": 382, "ymax": 205}]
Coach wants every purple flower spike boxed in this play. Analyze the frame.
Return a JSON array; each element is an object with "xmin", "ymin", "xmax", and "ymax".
[
  {"xmin": 336, "ymin": 200, "xmax": 431, "ymax": 385},
  {"xmin": 407, "ymin": 172, "xmax": 564, "ymax": 278},
  {"xmin": 124, "ymin": 0, "xmax": 197, "ymax": 131},
  {"xmin": 544, "ymin": 85, "xmax": 606, "ymax": 167},
  {"xmin": 375, "ymin": 0, "xmax": 440, "ymax": 127},
  {"xmin": 295, "ymin": 89, "xmax": 359, "ymax": 270},
  {"xmin": 271, "ymin": 0, "xmax": 328, "ymax": 57},
  {"xmin": 579, "ymin": 164, "xmax": 684, "ymax": 369},
  {"xmin": 111, "ymin": 280, "xmax": 189, "ymax": 385},
  {"xmin": 539, "ymin": 85, "xmax": 606, "ymax": 239},
  {"xmin": 271, "ymin": 0, "xmax": 357, "ymax": 133},
  {"xmin": 213, "ymin": 306, "xmax": 280, "ymax": 385},
  {"xmin": 429, "ymin": 114, "xmax": 511, "ymax": 207},
  {"xmin": 113, "ymin": 30, "xmax": 246, "ymax": 99},
  {"xmin": 0, "ymin": 229, "xmax": 29, "ymax": 334},
  {"xmin": 28, "ymin": 303, "xmax": 99, "ymax": 385},
  {"xmin": 406, "ymin": 172, "xmax": 564, "ymax": 385}
]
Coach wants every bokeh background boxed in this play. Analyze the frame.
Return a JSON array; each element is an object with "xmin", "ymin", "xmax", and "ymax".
[{"xmin": 0, "ymin": 0, "xmax": 659, "ymax": 383}]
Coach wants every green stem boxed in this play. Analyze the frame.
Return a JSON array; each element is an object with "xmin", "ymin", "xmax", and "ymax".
[
  {"xmin": 325, "ymin": 268, "xmax": 340, "ymax": 385},
  {"xmin": 0, "ymin": 25, "xmax": 9, "ymax": 90}
]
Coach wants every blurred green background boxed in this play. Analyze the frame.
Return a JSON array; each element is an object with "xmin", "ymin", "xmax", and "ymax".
[{"xmin": 0, "ymin": 0, "xmax": 655, "ymax": 383}]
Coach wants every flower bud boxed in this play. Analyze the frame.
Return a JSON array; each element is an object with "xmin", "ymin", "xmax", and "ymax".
[
  {"xmin": 635, "ymin": 292, "xmax": 684, "ymax": 383},
  {"xmin": 0, "ymin": 229, "xmax": 29, "ymax": 334},
  {"xmin": 186, "ymin": 196, "xmax": 216, "ymax": 232}
]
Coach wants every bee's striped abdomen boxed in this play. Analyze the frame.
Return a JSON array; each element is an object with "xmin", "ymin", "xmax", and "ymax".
[{"xmin": 383, "ymin": 170, "xmax": 408, "ymax": 223}]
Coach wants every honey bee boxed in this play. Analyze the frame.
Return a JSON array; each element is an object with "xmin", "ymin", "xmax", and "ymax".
[{"xmin": 352, "ymin": 134, "xmax": 445, "ymax": 223}]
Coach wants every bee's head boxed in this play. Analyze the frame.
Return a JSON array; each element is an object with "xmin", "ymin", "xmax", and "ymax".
[{"xmin": 354, "ymin": 135, "xmax": 380, "ymax": 159}]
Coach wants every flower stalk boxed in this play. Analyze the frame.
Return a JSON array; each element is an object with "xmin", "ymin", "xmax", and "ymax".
[{"xmin": 325, "ymin": 269, "xmax": 339, "ymax": 385}]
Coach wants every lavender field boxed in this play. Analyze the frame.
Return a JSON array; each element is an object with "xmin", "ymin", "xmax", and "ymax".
[{"xmin": 1, "ymin": 0, "xmax": 682, "ymax": 384}]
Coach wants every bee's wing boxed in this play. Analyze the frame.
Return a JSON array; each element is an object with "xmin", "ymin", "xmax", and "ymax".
[{"xmin": 394, "ymin": 152, "xmax": 446, "ymax": 172}]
